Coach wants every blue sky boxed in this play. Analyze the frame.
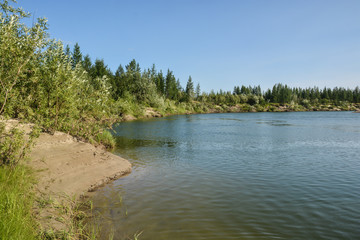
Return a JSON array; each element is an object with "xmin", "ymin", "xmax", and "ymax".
[{"xmin": 19, "ymin": 0, "xmax": 360, "ymax": 92}]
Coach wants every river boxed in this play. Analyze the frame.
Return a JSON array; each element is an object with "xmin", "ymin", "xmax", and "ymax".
[{"xmin": 91, "ymin": 111, "xmax": 360, "ymax": 240}]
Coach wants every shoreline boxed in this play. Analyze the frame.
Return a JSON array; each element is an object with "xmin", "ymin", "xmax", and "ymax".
[
  {"xmin": 30, "ymin": 130, "xmax": 132, "ymax": 199},
  {"xmin": 1, "ymin": 119, "xmax": 132, "ymax": 235},
  {"xmin": 30, "ymin": 130, "xmax": 131, "ymax": 234},
  {"xmin": 122, "ymin": 103, "xmax": 360, "ymax": 122}
]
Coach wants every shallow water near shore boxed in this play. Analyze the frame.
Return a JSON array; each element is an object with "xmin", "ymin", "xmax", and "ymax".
[{"xmin": 91, "ymin": 112, "xmax": 360, "ymax": 240}]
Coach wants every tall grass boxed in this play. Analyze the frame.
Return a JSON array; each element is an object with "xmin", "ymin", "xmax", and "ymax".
[
  {"xmin": 96, "ymin": 130, "xmax": 116, "ymax": 149},
  {"xmin": 0, "ymin": 165, "xmax": 38, "ymax": 240}
]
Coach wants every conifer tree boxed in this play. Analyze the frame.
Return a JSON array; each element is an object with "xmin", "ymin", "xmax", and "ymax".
[
  {"xmin": 72, "ymin": 42, "xmax": 82, "ymax": 68},
  {"xmin": 64, "ymin": 45, "xmax": 71, "ymax": 59},
  {"xmin": 150, "ymin": 64, "xmax": 156, "ymax": 80},
  {"xmin": 90, "ymin": 59, "xmax": 113, "ymax": 90},
  {"xmin": 195, "ymin": 83, "xmax": 201, "ymax": 99},
  {"xmin": 185, "ymin": 76, "xmax": 194, "ymax": 102},
  {"xmin": 156, "ymin": 70, "xmax": 165, "ymax": 95},
  {"xmin": 82, "ymin": 54, "xmax": 92, "ymax": 73},
  {"xmin": 165, "ymin": 69, "xmax": 177, "ymax": 100},
  {"xmin": 112, "ymin": 64, "xmax": 125, "ymax": 99},
  {"xmin": 90, "ymin": 59, "xmax": 111, "ymax": 78}
]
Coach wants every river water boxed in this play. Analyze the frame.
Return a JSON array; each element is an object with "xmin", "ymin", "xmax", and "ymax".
[{"xmin": 91, "ymin": 112, "xmax": 360, "ymax": 240}]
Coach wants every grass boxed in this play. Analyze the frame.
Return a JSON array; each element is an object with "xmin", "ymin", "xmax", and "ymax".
[
  {"xmin": 0, "ymin": 164, "xmax": 38, "ymax": 240},
  {"xmin": 0, "ymin": 164, "xmax": 102, "ymax": 240},
  {"xmin": 0, "ymin": 122, "xmax": 133, "ymax": 240},
  {"xmin": 36, "ymin": 193, "xmax": 103, "ymax": 240},
  {"xmin": 96, "ymin": 130, "xmax": 116, "ymax": 149}
]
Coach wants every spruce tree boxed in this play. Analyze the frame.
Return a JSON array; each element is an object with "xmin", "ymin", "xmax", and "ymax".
[
  {"xmin": 185, "ymin": 76, "xmax": 194, "ymax": 102},
  {"xmin": 82, "ymin": 54, "xmax": 92, "ymax": 73},
  {"xmin": 195, "ymin": 83, "xmax": 201, "ymax": 99},
  {"xmin": 72, "ymin": 42, "xmax": 82, "ymax": 68},
  {"xmin": 156, "ymin": 70, "xmax": 165, "ymax": 95},
  {"xmin": 112, "ymin": 64, "xmax": 125, "ymax": 99},
  {"xmin": 165, "ymin": 69, "xmax": 177, "ymax": 99},
  {"xmin": 65, "ymin": 45, "xmax": 71, "ymax": 58}
]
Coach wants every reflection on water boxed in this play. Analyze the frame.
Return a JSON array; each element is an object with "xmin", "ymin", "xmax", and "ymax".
[
  {"xmin": 91, "ymin": 112, "xmax": 360, "ymax": 240},
  {"xmin": 115, "ymin": 136, "xmax": 177, "ymax": 149},
  {"xmin": 219, "ymin": 117, "xmax": 245, "ymax": 122},
  {"xmin": 256, "ymin": 120, "xmax": 295, "ymax": 127}
]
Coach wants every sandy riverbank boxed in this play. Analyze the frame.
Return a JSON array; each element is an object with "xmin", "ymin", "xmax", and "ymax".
[
  {"xmin": 4, "ymin": 119, "xmax": 132, "ymax": 234},
  {"xmin": 29, "ymin": 130, "xmax": 131, "ymax": 198},
  {"xmin": 31, "ymin": 130, "xmax": 131, "ymax": 233}
]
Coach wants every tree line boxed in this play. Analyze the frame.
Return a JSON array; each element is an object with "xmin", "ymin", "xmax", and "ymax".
[
  {"xmin": 200, "ymin": 84, "xmax": 360, "ymax": 107},
  {"xmin": 64, "ymin": 43, "xmax": 360, "ymax": 108},
  {"xmin": 68, "ymin": 43, "xmax": 198, "ymax": 104}
]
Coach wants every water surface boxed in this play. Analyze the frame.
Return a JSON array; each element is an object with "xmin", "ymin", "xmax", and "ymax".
[{"xmin": 91, "ymin": 112, "xmax": 360, "ymax": 239}]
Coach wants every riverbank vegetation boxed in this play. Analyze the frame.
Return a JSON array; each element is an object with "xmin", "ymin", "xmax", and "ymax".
[
  {"xmin": 0, "ymin": 119, "xmax": 39, "ymax": 239},
  {"xmin": 0, "ymin": 165, "xmax": 38, "ymax": 239},
  {"xmin": 1, "ymin": 0, "xmax": 360, "ymax": 239}
]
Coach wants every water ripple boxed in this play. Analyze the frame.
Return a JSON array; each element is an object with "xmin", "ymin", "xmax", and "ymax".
[{"xmin": 91, "ymin": 112, "xmax": 360, "ymax": 240}]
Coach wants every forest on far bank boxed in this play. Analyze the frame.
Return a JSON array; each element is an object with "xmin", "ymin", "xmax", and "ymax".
[{"xmin": 1, "ymin": 0, "xmax": 360, "ymax": 142}]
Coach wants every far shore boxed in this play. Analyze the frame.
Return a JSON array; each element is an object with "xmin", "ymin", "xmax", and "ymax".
[{"xmin": 122, "ymin": 103, "xmax": 360, "ymax": 122}]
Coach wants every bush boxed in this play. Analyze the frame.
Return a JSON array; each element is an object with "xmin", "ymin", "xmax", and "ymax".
[
  {"xmin": 247, "ymin": 95, "xmax": 259, "ymax": 105},
  {"xmin": 301, "ymin": 99, "xmax": 311, "ymax": 108},
  {"xmin": 96, "ymin": 130, "xmax": 116, "ymax": 149},
  {"xmin": 0, "ymin": 122, "xmax": 40, "ymax": 167}
]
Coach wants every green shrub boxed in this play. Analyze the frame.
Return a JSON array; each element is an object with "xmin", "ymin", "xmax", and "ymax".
[
  {"xmin": 96, "ymin": 130, "xmax": 116, "ymax": 149},
  {"xmin": 0, "ymin": 122, "xmax": 40, "ymax": 167}
]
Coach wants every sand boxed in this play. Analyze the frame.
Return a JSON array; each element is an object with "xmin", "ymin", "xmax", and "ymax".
[
  {"xmin": 3, "ymin": 119, "xmax": 132, "ymax": 233},
  {"xmin": 30, "ymin": 131, "xmax": 131, "ymax": 198}
]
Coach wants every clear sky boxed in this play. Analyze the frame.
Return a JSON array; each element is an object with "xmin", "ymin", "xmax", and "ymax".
[{"xmin": 18, "ymin": 0, "xmax": 360, "ymax": 92}]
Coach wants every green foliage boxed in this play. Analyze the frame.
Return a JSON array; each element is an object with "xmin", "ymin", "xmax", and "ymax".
[
  {"xmin": 263, "ymin": 84, "xmax": 360, "ymax": 105},
  {"xmin": 72, "ymin": 42, "xmax": 82, "ymax": 68},
  {"xmin": 0, "ymin": 165, "xmax": 38, "ymax": 240},
  {"xmin": 165, "ymin": 69, "xmax": 180, "ymax": 100},
  {"xmin": 96, "ymin": 130, "xmax": 116, "ymax": 149},
  {"xmin": 195, "ymin": 83, "xmax": 201, "ymax": 99},
  {"xmin": 0, "ymin": 2, "xmax": 118, "ymax": 140},
  {"xmin": 0, "ymin": 0, "xmax": 47, "ymax": 115},
  {"xmin": 115, "ymin": 92, "xmax": 145, "ymax": 117},
  {"xmin": 82, "ymin": 54, "xmax": 92, "ymax": 73},
  {"xmin": 90, "ymin": 59, "xmax": 113, "ymax": 85},
  {"xmin": 0, "ymin": 122, "xmax": 40, "ymax": 167},
  {"xmin": 155, "ymin": 70, "xmax": 165, "ymax": 95},
  {"xmin": 34, "ymin": 41, "xmax": 81, "ymax": 131},
  {"xmin": 247, "ymin": 95, "xmax": 259, "ymax": 105},
  {"xmin": 185, "ymin": 76, "xmax": 194, "ymax": 102}
]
